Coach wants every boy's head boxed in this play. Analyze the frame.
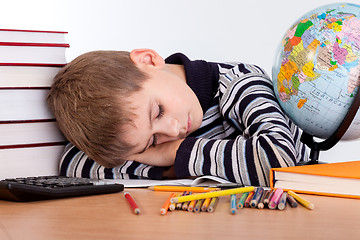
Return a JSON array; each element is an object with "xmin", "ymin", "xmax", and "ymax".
[{"xmin": 47, "ymin": 49, "xmax": 203, "ymax": 168}]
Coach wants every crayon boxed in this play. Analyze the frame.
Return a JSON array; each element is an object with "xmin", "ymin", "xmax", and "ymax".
[
  {"xmin": 250, "ymin": 187, "xmax": 264, "ymax": 208},
  {"xmin": 287, "ymin": 194, "xmax": 298, "ymax": 208},
  {"xmin": 148, "ymin": 186, "xmax": 220, "ymax": 193},
  {"xmin": 124, "ymin": 192, "xmax": 140, "ymax": 215},
  {"xmin": 230, "ymin": 194, "xmax": 237, "ymax": 214},
  {"xmin": 257, "ymin": 190, "xmax": 269, "ymax": 209},
  {"xmin": 269, "ymin": 188, "xmax": 283, "ymax": 210},
  {"xmin": 170, "ymin": 186, "xmax": 255, "ymax": 203},
  {"xmin": 237, "ymin": 192, "xmax": 249, "ymax": 208},
  {"xmin": 277, "ymin": 192, "xmax": 287, "ymax": 210},
  {"xmin": 207, "ymin": 197, "xmax": 219, "ymax": 213},
  {"xmin": 160, "ymin": 193, "xmax": 176, "ymax": 215},
  {"xmin": 201, "ymin": 198, "xmax": 212, "ymax": 212},
  {"xmin": 244, "ymin": 191, "xmax": 254, "ymax": 207},
  {"xmin": 288, "ymin": 191, "xmax": 315, "ymax": 210}
]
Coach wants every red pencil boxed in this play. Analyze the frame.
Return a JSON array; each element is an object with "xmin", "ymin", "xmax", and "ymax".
[{"xmin": 124, "ymin": 192, "xmax": 140, "ymax": 215}]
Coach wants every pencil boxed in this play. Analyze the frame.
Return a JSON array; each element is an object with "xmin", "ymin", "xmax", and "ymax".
[
  {"xmin": 148, "ymin": 186, "xmax": 220, "ymax": 192},
  {"xmin": 194, "ymin": 199, "xmax": 204, "ymax": 213},
  {"xmin": 257, "ymin": 189, "xmax": 269, "ymax": 209},
  {"xmin": 169, "ymin": 194, "xmax": 180, "ymax": 211},
  {"xmin": 230, "ymin": 194, "xmax": 237, "ymax": 214},
  {"xmin": 269, "ymin": 188, "xmax": 283, "ymax": 210},
  {"xmin": 176, "ymin": 191, "xmax": 188, "ymax": 210},
  {"xmin": 160, "ymin": 193, "xmax": 176, "ymax": 215},
  {"xmin": 181, "ymin": 191, "xmax": 192, "ymax": 211},
  {"xmin": 250, "ymin": 187, "xmax": 264, "ymax": 208},
  {"xmin": 244, "ymin": 191, "xmax": 254, "ymax": 207},
  {"xmin": 171, "ymin": 186, "xmax": 254, "ymax": 203},
  {"xmin": 124, "ymin": 192, "xmax": 140, "ymax": 215},
  {"xmin": 277, "ymin": 192, "xmax": 287, "ymax": 210},
  {"xmin": 188, "ymin": 200, "xmax": 197, "ymax": 212},
  {"xmin": 237, "ymin": 192, "xmax": 249, "ymax": 208},
  {"xmin": 264, "ymin": 189, "xmax": 274, "ymax": 207},
  {"xmin": 286, "ymin": 194, "xmax": 298, "ymax": 208},
  {"xmin": 288, "ymin": 191, "xmax": 315, "ymax": 210},
  {"xmin": 201, "ymin": 198, "xmax": 212, "ymax": 211},
  {"xmin": 207, "ymin": 197, "xmax": 219, "ymax": 213}
]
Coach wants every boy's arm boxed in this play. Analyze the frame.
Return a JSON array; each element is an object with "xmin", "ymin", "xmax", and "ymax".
[{"xmin": 173, "ymin": 68, "xmax": 308, "ymax": 187}]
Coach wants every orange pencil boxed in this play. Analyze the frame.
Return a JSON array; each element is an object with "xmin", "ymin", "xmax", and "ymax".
[
  {"xmin": 201, "ymin": 198, "xmax": 212, "ymax": 212},
  {"xmin": 187, "ymin": 199, "xmax": 197, "ymax": 212},
  {"xmin": 160, "ymin": 193, "xmax": 176, "ymax": 215}
]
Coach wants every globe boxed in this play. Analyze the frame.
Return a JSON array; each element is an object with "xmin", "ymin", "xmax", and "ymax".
[{"xmin": 272, "ymin": 3, "xmax": 360, "ymax": 162}]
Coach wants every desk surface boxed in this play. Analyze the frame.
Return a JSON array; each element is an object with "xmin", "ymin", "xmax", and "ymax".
[{"xmin": 1, "ymin": 188, "xmax": 360, "ymax": 240}]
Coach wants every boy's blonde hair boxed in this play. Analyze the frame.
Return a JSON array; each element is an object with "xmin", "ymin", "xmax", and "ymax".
[{"xmin": 47, "ymin": 51, "xmax": 148, "ymax": 168}]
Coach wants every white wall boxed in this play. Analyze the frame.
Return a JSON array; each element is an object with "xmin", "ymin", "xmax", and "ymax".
[{"xmin": 1, "ymin": 0, "xmax": 359, "ymax": 163}]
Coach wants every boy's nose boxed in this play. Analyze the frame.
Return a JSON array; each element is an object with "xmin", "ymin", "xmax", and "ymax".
[{"xmin": 154, "ymin": 117, "xmax": 183, "ymax": 144}]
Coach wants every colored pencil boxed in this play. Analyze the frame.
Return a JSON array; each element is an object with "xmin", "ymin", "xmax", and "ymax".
[
  {"xmin": 250, "ymin": 187, "xmax": 264, "ymax": 208},
  {"xmin": 264, "ymin": 189, "xmax": 274, "ymax": 207},
  {"xmin": 277, "ymin": 192, "xmax": 288, "ymax": 210},
  {"xmin": 288, "ymin": 191, "xmax": 315, "ymax": 210},
  {"xmin": 160, "ymin": 193, "xmax": 176, "ymax": 215},
  {"xmin": 169, "ymin": 194, "xmax": 180, "ymax": 211},
  {"xmin": 230, "ymin": 194, "xmax": 237, "ymax": 214},
  {"xmin": 148, "ymin": 186, "xmax": 220, "ymax": 192},
  {"xmin": 124, "ymin": 192, "xmax": 140, "ymax": 215},
  {"xmin": 194, "ymin": 199, "xmax": 204, "ymax": 213},
  {"xmin": 176, "ymin": 191, "xmax": 188, "ymax": 210},
  {"xmin": 181, "ymin": 191, "xmax": 192, "ymax": 211},
  {"xmin": 244, "ymin": 191, "xmax": 254, "ymax": 207},
  {"xmin": 188, "ymin": 200, "xmax": 197, "ymax": 212},
  {"xmin": 237, "ymin": 192, "xmax": 249, "ymax": 208},
  {"xmin": 171, "ymin": 186, "xmax": 255, "ymax": 204},
  {"xmin": 287, "ymin": 194, "xmax": 298, "ymax": 208},
  {"xmin": 201, "ymin": 198, "xmax": 212, "ymax": 211},
  {"xmin": 207, "ymin": 197, "xmax": 219, "ymax": 213},
  {"xmin": 257, "ymin": 190, "xmax": 269, "ymax": 209},
  {"xmin": 269, "ymin": 188, "xmax": 283, "ymax": 210}
]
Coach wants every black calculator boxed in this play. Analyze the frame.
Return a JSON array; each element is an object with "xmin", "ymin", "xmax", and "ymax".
[{"xmin": 0, "ymin": 175, "xmax": 124, "ymax": 202}]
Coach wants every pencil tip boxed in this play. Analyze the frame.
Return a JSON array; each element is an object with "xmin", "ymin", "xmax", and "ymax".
[{"xmin": 148, "ymin": 186, "xmax": 154, "ymax": 190}]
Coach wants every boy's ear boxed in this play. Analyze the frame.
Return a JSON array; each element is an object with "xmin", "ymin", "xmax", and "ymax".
[{"xmin": 130, "ymin": 49, "xmax": 165, "ymax": 68}]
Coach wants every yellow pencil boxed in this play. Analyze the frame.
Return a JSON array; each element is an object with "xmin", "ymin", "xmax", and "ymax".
[
  {"xmin": 201, "ymin": 198, "xmax": 212, "ymax": 212},
  {"xmin": 287, "ymin": 191, "xmax": 315, "ymax": 210},
  {"xmin": 148, "ymin": 186, "xmax": 220, "ymax": 193},
  {"xmin": 171, "ymin": 186, "xmax": 254, "ymax": 203}
]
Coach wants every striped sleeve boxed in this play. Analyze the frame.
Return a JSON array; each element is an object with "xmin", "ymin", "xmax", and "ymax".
[
  {"xmin": 174, "ymin": 64, "xmax": 308, "ymax": 186},
  {"xmin": 58, "ymin": 143, "xmax": 166, "ymax": 179}
]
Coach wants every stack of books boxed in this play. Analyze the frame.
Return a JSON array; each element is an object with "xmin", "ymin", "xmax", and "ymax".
[{"xmin": 0, "ymin": 29, "xmax": 69, "ymax": 180}]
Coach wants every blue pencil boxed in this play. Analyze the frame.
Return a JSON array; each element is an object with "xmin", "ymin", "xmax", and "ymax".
[
  {"xmin": 230, "ymin": 194, "xmax": 237, "ymax": 214},
  {"xmin": 250, "ymin": 187, "xmax": 264, "ymax": 208}
]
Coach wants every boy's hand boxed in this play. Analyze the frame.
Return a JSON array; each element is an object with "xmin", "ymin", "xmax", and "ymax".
[{"xmin": 130, "ymin": 139, "xmax": 184, "ymax": 167}]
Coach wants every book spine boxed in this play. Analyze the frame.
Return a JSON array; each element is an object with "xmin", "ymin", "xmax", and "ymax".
[
  {"xmin": 0, "ymin": 42, "xmax": 69, "ymax": 48},
  {"xmin": 0, "ymin": 63, "xmax": 65, "ymax": 67},
  {"xmin": 0, "ymin": 29, "xmax": 68, "ymax": 34}
]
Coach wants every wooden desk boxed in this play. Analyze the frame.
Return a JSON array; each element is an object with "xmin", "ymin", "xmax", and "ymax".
[{"xmin": 0, "ymin": 188, "xmax": 360, "ymax": 240}]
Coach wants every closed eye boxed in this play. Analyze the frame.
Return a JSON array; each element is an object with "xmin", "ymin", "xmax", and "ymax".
[{"xmin": 152, "ymin": 104, "xmax": 164, "ymax": 147}]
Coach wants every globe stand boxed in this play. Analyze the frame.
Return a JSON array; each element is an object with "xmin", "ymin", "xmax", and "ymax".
[{"xmin": 299, "ymin": 87, "xmax": 360, "ymax": 165}]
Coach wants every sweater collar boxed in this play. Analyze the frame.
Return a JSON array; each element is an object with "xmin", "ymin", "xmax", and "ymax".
[{"xmin": 165, "ymin": 53, "xmax": 219, "ymax": 112}]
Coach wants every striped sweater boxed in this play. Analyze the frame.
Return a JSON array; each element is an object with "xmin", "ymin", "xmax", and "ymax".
[{"xmin": 59, "ymin": 53, "xmax": 308, "ymax": 186}]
